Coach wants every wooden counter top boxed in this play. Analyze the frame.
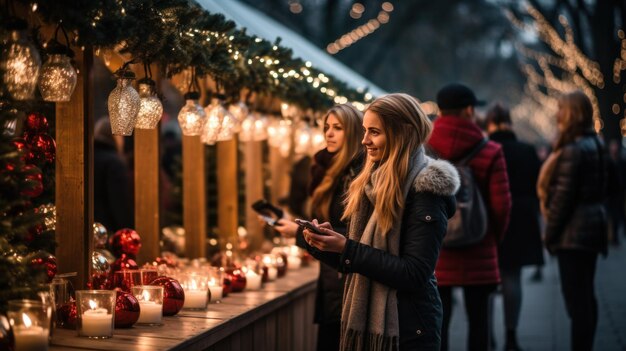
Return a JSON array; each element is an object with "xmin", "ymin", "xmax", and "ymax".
[{"xmin": 50, "ymin": 263, "xmax": 319, "ymax": 351}]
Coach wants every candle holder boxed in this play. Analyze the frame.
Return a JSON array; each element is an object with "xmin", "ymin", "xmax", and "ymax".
[
  {"xmin": 131, "ymin": 285, "xmax": 164, "ymax": 325},
  {"xmin": 180, "ymin": 273, "xmax": 209, "ymax": 310},
  {"xmin": 75, "ymin": 290, "xmax": 115, "ymax": 339},
  {"xmin": 208, "ymin": 267, "xmax": 224, "ymax": 303},
  {"xmin": 7, "ymin": 300, "xmax": 51, "ymax": 351},
  {"xmin": 243, "ymin": 260, "xmax": 263, "ymax": 291},
  {"xmin": 261, "ymin": 254, "xmax": 278, "ymax": 282},
  {"xmin": 140, "ymin": 267, "xmax": 159, "ymax": 285},
  {"xmin": 112, "ymin": 269, "xmax": 142, "ymax": 292}
]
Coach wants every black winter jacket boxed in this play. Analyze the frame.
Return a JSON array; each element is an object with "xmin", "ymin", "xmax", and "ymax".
[
  {"xmin": 308, "ymin": 158, "xmax": 458, "ymax": 350},
  {"xmin": 545, "ymin": 132, "xmax": 609, "ymax": 255}
]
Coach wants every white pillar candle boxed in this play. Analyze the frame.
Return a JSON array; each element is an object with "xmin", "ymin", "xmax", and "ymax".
[
  {"xmin": 267, "ymin": 267, "xmax": 278, "ymax": 281},
  {"xmin": 81, "ymin": 308, "xmax": 113, "ymax": 337},
  {"xmin": 183, "ymin": 290, "xmax": 207, "ymax": 309},
  {"xmin": 287, "ymin": 256, "xmax": 301, "ymax": 270},
  {"xmin": 245, "ymin": 271, "xmax": 262, "ymax": 290},
  {"xmin": 208, "ymin": 285, "xmax": 223, "ymax": 302},
  {"xmin": 137, "ymin": 301, "xmax": 162, "ymax": 325},
  {"xmin": 13, "ymin": 326, "xmax": 48, "ymax": 351}
]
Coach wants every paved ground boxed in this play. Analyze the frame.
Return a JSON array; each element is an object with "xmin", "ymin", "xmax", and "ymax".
[{"xmin": 447, "ymin": 243, "xmax": 626, "ymax": 351}]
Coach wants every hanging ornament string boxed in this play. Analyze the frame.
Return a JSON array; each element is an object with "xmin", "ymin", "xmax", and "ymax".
[{"xmin": 53, "ymin": 22, "xmax": 74, "ymax": 57}]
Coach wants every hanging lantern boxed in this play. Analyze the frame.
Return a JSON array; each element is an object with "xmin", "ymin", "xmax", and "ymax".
[
  {"xmin": 108, "ymin": 70, "xmax": 140, "ymax": 136},
  {"xmin": 38, "ymin": 39, "xmax": 77, "ymax": 102},
  {"xmin": 228, "ymin": 101, "xmax": 248, "ymax": 133},
  {"xmin": 177, "ymin": 92, "xmax": 205, "ymax": 136},
  {"xmin": 294, "ymin": 122, "xmax": 312, "ymax": 155},
  {"xmin": 239, "ymin": 112, "xmax": 268, "ymax": 142},
  {"xmin": 268, "ymin": 118, "xmax": 291, "ymax": 148},
  {"xmin": 239, "ymin": 113, "xmax": 255, "ymax": 142},
  {"xmin": 202, "ymin": 98, "xmax": 230, "ymax": 144},
  {"xmin": 280, "ymin": 103, "xmax": 300, "ymax": 119},
  {"xmin": 310, "ymin": 126, "xmax": 326, "ymax": 154},
  {"xmin": 1, "ymin": 20, "xmax": 41, "ymax": 101},
  {"xmin": 253, "ymin": 114, "xmax": 269, "ymax": 141},
  {"xmin": 135, "ymin": 78, "xmax": 163, "ymax": 129}
]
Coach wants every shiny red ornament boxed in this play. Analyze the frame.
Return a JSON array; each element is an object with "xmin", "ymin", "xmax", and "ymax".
[
  {"xmin": 225, "ymin": 268, "xmax": 247, "ymax": 293},
  {"xmin": 114, "ymin": 290, "xmax": 140, "ymax": 328},
  {"xmin": 24, "ymin": 112, "xmax": 49, "ymax": 135},
  {"xmin": 28, "ymin": 250, "xmax": 57, "ymax": 282},
  {"xmin": 109, "ymin": 228, "xmax": 142, "ymax": 258},
  {"xmin": 276, "ymin": 252, "xmax": 287, "ymax": 278},
  {"xmin": 57, "ymin": 300, "xmax": 77, "ymax": 329},
  {"xmin": 27, "ymin": 134, "xmax": 56, "ymax": 164},
  {"xmin": 110, "ymin": 254, "xmax": 139, "ymax": 272},
  {"xmin": 20, "ymin": 164, "xmax": 43, "ymax": 198},
  {"xmin": 12, "ymin": 138, "xmax": 33, "ymax": 164},
  {"xmin": 149, "ymin": 276, "xmax": 185, "ymax": 316}
]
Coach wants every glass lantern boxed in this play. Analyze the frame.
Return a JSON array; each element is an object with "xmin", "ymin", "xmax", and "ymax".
[
  {"xmin": 38, "ymin": 50, "xmax": 77, "ymax": 102},
  {"xmin": 108, "ymin": 71, "xmax": 140, "ymax": 136},
  {"xmin": 135, "ymin": 78, "xmax": 163, "ymax": 129},
  {"xmin": 1, "ymin": 25, "xmax": 41, "ymax": 101},
  {"xmin": 177, "ymin": 92, "xmax": 205, "ymax": 136}
]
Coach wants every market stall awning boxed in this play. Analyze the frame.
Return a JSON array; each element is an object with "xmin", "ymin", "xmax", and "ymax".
[{"xmin": 196, "ymin": 0, "xmax": 387, "ymax": 97}]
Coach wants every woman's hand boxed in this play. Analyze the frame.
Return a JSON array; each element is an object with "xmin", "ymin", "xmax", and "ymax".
[
  {"xmin": 273, "ymin": 219, "xmax": 299, "ymax": 238},
  {"xmin": 302, "ymin": 219, "xmax": 346, "ymax": 253}
]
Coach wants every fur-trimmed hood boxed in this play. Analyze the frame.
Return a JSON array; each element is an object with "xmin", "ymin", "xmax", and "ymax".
[{"xmin": 413, "ymin": 156, "xmax": 460, "ymax": 196}]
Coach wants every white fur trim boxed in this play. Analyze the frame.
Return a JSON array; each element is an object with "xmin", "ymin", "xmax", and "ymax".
[{"xmin": 413, "ymin": 158, "xmax": 460, "ymax": 196}]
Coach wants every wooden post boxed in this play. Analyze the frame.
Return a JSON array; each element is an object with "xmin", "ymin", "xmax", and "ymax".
[
  {"xmin": 244, "ymin": 140, "xmax": 264, "ymax": 250},
  {"xmin": 55, "ymin": 48, "xmax": 93, "ymax": 289},
  {"xmin": 134, "ymin": 128, "xmax": 160, "ymax": 264},
  {"xmin": 217, "ymin": 138, "xmax": 239, "ymax": 246},
  {"xmin": 183, "ymin": 135, "xmax": 206, "ymax": 259}
]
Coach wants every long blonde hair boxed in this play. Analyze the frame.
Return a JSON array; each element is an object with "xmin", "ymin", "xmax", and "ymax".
[
  {"xmin": 554, "ymin": 90, "xmax": 594, "ymax": 151},
  {"xmin": 342, "ymin": 93, "xmax": 432, "ymax": 234},
  {"xmin": 310, "ymin": 104, "xmax": 364, "ymax": 220}
]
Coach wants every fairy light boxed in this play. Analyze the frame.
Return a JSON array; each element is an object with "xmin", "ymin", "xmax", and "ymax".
[
  {"xmin": 506, "ymin": 3, "xmax": 604, "ymax": 131},
  {"xmin": 327, "ymin": 3, "xmax": 393, "ymax": 55}
]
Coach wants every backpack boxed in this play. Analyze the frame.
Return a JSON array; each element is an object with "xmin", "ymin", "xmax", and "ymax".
[{"xmin": 443, "ymin": 138, "xmax": 488, "ymax": 248}]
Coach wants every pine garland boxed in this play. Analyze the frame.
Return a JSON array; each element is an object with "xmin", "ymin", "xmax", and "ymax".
[{"xmin": 16, "ymin": 0, "xmax": 370, "ymax": 109}]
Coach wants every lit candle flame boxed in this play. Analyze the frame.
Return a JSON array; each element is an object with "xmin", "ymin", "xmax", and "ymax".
[
  {"xmin": 89, "ymin": 300, "xmax": 97, "ymax": 310},
  {"xmin": 190, "ymin": 279, "xmax": 197, "ymax": 290},
  {"xmin": 142, "ymin": 290, "xmax": 150, "ymax": 301},
  {"xmin": 22, "ymin": 313, "xmax": 32, "ymax": 328}
]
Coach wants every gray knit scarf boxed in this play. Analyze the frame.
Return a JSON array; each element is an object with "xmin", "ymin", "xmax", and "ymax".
[{"xmin": 340, "ymin": 147, "xmax": 428, "ymax": 351}]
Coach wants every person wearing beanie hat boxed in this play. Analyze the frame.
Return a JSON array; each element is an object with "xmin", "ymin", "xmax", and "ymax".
[{"xmin": 429, "ymin": 83, "xmax": 512, "ymax": 351}]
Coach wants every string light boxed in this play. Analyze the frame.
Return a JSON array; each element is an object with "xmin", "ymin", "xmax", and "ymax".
[{"xmin": 327, "ymin": 2, "xmax": 393, "ymax": 55}]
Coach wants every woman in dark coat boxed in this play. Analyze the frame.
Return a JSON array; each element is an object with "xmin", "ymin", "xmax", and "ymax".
[
  {"xmin": 302, "ymin": 93, "xmax": 459, "ymax": 351},
  {"xmin": 486, "ymin": 104, "xmax": 544, "ymax": 351},
  {"xmin": 537, "ymin": 91, "xmax": 608, "ymax": 351},
  {"xmin": 273, "ymin": 104, "xmax": 364, "ymax": 351}
]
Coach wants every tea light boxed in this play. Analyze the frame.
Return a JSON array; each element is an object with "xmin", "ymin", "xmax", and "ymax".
[
  {"xmin": 132, "ymin": 286, "xmax": 164, "ymax": 325},
  {"xmin": 245, "ymin": 270, "xmax": 262, "ymax": 290},
  {"xmin": 267, "ymin": 267, "xmax": 278, "ymax": 281},
  {"xmin": 12, "ymin": 313, "xmax": 48, "ymax": 351},
  {"xmin": 208, "ymin": 280, "xmax": 224, "ymax": 303},
  {"xmin": 75, "ymin": 290, "xmax": 116, "ymax": 339},
  {"xmin": 81, "ymin": 301, "xmax": 113, "ymax": 338},
  {"xmin": 287, "ymin": 256, "xmax": 302, "ymax": 270},
  {"xmin": 183, "ymin": 290, "xmax": 207, "ymax": 309}
]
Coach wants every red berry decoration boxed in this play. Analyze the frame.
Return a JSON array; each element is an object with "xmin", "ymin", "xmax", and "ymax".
[
  {"xmin": 57, "ymin": 300, "xmax": 78, "ymax": 329},
  {"xmin": 20, "ymin": 164, "xmax": 43, "ymax": 198},
  {"xmin": 27, "ymin": 250, "xmax": 57, "ymax": 282},
  {"xmin": 149, "ymin": 276, "xmax": 185, "ymax": 316},
  {"xmin": 24, "ymin": 112, "xmax": 49, "ymax": 135},
  {"xmin": 225, "ymin": 268, "xmax": 247, "ymax": 293},
  {"xmin": 109, "ymin": 228, "xmax": 142, "ymax": 258},
  {"xmin": 110, "ymin": 254, "xmax": 139, "ymax": 272},
  {"xmin": 114, "ymin": 290, "xmax": 140, "ymax": 328},
  {"xmin": 27, "ymin": 134, "xmax": 56, "ymax": 164}
]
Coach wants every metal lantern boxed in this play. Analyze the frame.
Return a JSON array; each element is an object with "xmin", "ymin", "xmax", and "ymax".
[
  {"xmin": 268, "ymin": 118, "xmax": 291, "ymax": 148},
  {"xmin": 135, "ymin": 79, "xmax": 163, "ymax": 129},
  {"xmin": 201, "ymin": 98, "xmax": 224, "ymax": 144},
  {"xmin": 177, "ymin": 92, "xmax": 205, "ymax": 136},
  {"xmin": 108, "ymin": 71, "xmax": 140, "ymax": 136},
  {"xmin": 228, "ymin": 101, "xmax": 248, "ymax": 133},
  {"xmin": 1, "ymin": 23, "xmax": 41, "ymax": 101},
  {"xmin": 39, "ymin": 46, "xmax": 77, "ymax": 102}
]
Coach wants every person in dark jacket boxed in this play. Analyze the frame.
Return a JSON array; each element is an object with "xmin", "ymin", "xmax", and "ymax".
[
  {"xmin": 486, "ymin": 103, "xmax": 544, "ymax": 351},
  {"xmin": 428, "ymin": 84, "xmax": 512, "ymax": 351},
  {"xmin": 302, "ymin": 93, "xmax": 459, "ymax": 351},
  {"xmin": 94, "ymin": 118, "xmax": 133, "ymax": 233},
  {"xmin": 273, "ymin": 104, "xmax": 364, "ymax": 351},
  {"xmin": 537, "ymin": 91, "xmax": 608, "ymax": 351}
]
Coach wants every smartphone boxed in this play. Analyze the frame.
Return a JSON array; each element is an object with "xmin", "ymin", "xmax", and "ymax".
[
  {"xmin": 251, "ymin": 199, "xmax": 284, "ymax": 219},
  {"xmin": 259, "ymin": 214, "xmax": 277, "ymax": 226},
  {"xmin": 295, "ymin": 219, "xmax": 326, "ymax": 235}
]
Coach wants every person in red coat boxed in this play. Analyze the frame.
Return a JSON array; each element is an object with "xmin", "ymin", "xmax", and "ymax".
[{"xmin": 428, "ymin": 83, "xmax": 511, "ymax": 351}]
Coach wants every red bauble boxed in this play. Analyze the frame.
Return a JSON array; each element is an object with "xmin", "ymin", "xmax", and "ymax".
[
  {"xmin": 28, "ymin": 250, "xmax": 57, "ymax": 282},
  {"xmin": 114, "ymin": 290, "xmax": 140, "ymax": 328},
  {"xmin": 149, "ymin": 276, "xmax": 185, "ymax": 316},
  {"xmin": 109, "ymin": 228, "xmax": 142, "ymax": 258},
  {"xmin": 12, "ymin": 138, "xmax": 33, "ymax": 164},
  {"xmin": 57, "ymin": 300, "xmax": 77, "ymax": 329},
  {"xmin": 24, "ymin": 112, "xmax": 49, "ymax": 135},
  {"xmin": 110, "ymin": 254, "xmax": 139, "ymax": 272},
  {"xmin": 27, "ymin": 134, "xmax": 56, "ymax": 164},
  {"xmin": 225, "ymin": 268, "xmax": 247, "ymax": 293},
  {"xmin": 20, "ymin": 164, "xmax": 43, "ymax": 198}
]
